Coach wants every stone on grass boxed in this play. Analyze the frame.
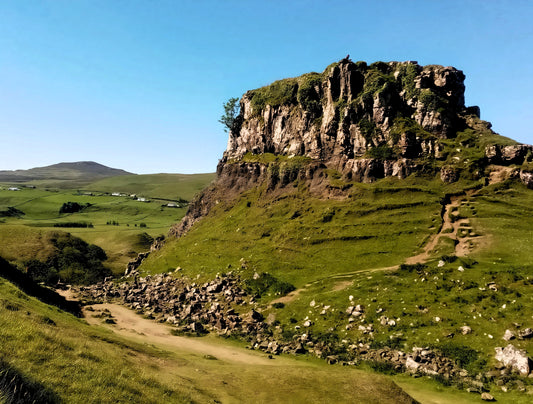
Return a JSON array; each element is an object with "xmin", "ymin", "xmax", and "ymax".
[
  {"xmin": 494, "ymin": 344, "xmax": 531, "ymax": 375},
  {"xmin": 503, "ymin": 329, "xmax": 515, "ymax": 341},
  {"xmin": 480, "ymin": 392, "xmax": 495, "ymax": 401},
  {"xmin": 518, "ymin": 327, "xmax": 533, "ymax": 339}
]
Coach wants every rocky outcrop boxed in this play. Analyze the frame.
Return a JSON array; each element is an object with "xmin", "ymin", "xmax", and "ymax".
[
  {"xmin": 485, "ymin": 144, "xmax": 533, "ymax": 165},
  {"xmin": 170, "ymin": 58, "xmax": 531, "ymax": 238},
  {"xmin": 520, "ymin": 171, "xmax": 533, "ymax": 189},
  {"xmin": 225, "ymin": 60, "xmax": 468, "ymax": 164},
  {"xmin": 485, "ymin": 144, "xmax": 533, "ymax": 188}
]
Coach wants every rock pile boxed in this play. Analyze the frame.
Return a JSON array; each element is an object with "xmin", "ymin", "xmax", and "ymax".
[
  {"xmin": 73, "ymin": 271, "xmax": 533, "ymax": 393},
  {"xmin": 77, "ymin": 273, "xmax": 267, "ymax": 336}
]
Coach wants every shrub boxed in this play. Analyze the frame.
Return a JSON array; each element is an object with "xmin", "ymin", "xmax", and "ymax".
[
  {"xmin": 26, "ymin": 259, "xmax": 59, "ymax": 284},
  {"xmin": 244, "ymin": 272, "xmax": 295, "ymax": 298},
  {"xmin": 367, "ymin": 145, "xmax": 395, "ymax": 160},
  {"xmin": 0, "ymin": 207, "xmax": 24, "ymax": 217},
  {"xmin": 59, "ymin": 202, "xmax": 91, "ymax": 214},
  {"xmin": 398, "ymin": 263, "xmax": 427, "ymax": 274},
  {"xmin": 53, "ymin": 222, "xmax": 93, "ymax": 228},
  {"xmin": 441, "ymin": 255, "xmax": 457, "ymax": 263},
  {"xmin": 26, "ymin": 233, "xmax": 111, "ymax": 285},
  {"xmin": 219, "ymin": 97, "xmax": 241, "ymax": 133}
]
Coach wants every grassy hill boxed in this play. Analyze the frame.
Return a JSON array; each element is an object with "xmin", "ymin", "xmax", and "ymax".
[
  {"xmin": 141, "ymin": 172, "xmax": 533, "ymax": 396},
  {"xmin": 86, "ymin": 172, "xmax": 216, "ymax": 201},
  {"xmin": 0, "ymin": 258, "xmax": 422, "ymax": 403},
  {"xmin": 136, "ymin": 60, "xmax": 533, "ymax": 397},
  {"xmin": 0, "ymin": 161, "xmax": 132, "ymax": 187}
]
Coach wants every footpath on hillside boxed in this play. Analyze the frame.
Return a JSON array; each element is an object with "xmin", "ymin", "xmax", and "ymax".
[{"xmin": 271, "ymin": 189, "xmax": 488, "ymax": 304}]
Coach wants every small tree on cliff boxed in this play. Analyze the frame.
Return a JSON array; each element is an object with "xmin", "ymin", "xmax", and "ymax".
[{"xmin": 219, "ymin": 97, "xmax": 241, "ymax": 133}]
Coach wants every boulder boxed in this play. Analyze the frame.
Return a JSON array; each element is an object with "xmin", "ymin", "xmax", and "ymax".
[
  {"xmin": 405, "ymin": 357, "xmax": 420, "ymax": 372},
  {"xmin": 494, "ymin": 344, "xmax": 531, "ymax": 375},
  {"xmin": 518, "ymin": 327, "xmax": 533, "ymax": 339},
  {"xmin": 520, "ymin": 170, "xmax": 533, "ymax": 189},
  {"xmin": 480, "ymin": 392, "xmax": 495, "ymax": 401}
]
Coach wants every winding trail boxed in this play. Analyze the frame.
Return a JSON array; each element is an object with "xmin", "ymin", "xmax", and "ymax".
[
  {"xmin": 271, "ymin": 191, "xmax": 486, "ymax": 304},
  {"xmin": 84, "ymin": 303, "xmax": 280, "ymax": 366},
  {"xmin": 52, "ymin": 289, "xmax": 279, "ymax": 366},
  {"xmin": 62, "ymin": 185, "xmax": 490, "ymax": 361}
]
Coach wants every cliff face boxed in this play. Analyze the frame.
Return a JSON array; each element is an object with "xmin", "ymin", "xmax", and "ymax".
[
  {"xmin": 225, "ymin": 59, "xmax": 467, "ymax": 165},
  {"xmin": 170, "ymin": 59, "xmax": 532, "ymax": 237}
]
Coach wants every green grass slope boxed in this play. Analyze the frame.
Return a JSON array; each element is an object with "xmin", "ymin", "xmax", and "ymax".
[
  {"xmin": 141, "ymin": 173, "xmax": 533, "ymax": 396},
  {"xmin": 0, "ymin": 264, "xmax": 419, "ymax": 403},
  {"xmin": 142, "ymin": 176, "xmax": 467, "ymax": 283}
]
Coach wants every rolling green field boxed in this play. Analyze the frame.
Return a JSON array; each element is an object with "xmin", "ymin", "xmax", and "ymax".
[
  {"xmin": 0, "ymin": 173, "xmax": 214, "ymax": 274},
  {"xmin": 86, "ymin": 173, "xmax": 216, "ymax": 201},
  {"xmin": 2, "ymin": 167, "xmax": 532, "ymax": 401}
]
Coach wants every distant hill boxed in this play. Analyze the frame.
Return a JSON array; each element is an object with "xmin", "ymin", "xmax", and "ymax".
[{"xmin": 0, "ymin": 161, "xmax": 133, "ymax": 185}]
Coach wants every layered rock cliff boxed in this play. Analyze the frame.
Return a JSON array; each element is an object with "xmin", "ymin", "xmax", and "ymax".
[{"xmin": 170, "ymin": 58, "xmax": 532, "ymax": 237}]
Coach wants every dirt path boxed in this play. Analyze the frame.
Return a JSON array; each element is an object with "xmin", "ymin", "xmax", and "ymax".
[
  {"xmin": 270, "ymin": 265, "xmax": 399, "ymax": 306},
  {"xmin": 272, "ymin": 192, "xmax": 489, "ymax": 305},
  {"xmin": 405, "ymin": 196, "xmax": 462, "ymax": 264},
  {"xmin": 84, "ymin": 303, "xmax": 279, "ymax": 366}
]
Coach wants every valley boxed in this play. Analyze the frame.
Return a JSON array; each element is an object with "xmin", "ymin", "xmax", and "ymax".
[
  {"xmin": 1, "ymin": 58, "xmax": 533, "ymax": 403},
  {"xmin": 0, "ymin": 172, "xmax": 215, "ymax": 274}
]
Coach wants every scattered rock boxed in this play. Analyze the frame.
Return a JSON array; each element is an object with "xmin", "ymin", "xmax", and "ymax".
[
  {"xmin": 405, "ymin": 357, "xmax": 420, "ymax": 372},
  {"xmin": 503, "ymin": 329, "xmax": 515, "ymax": 341}
]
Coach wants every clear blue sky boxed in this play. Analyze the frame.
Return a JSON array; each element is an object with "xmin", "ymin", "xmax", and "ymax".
[{"xmin": 1, "ymin": 0, "xmax": 532, "ymax": 174}]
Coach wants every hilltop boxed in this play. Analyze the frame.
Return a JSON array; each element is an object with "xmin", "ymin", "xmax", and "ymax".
[
  {"xmin": 170, "ymin": 58, "xmax": 531, "ymax": 237},
  {"xmin": 0, "ymin": 161, "xmax": 133, "ymax": 185}
]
